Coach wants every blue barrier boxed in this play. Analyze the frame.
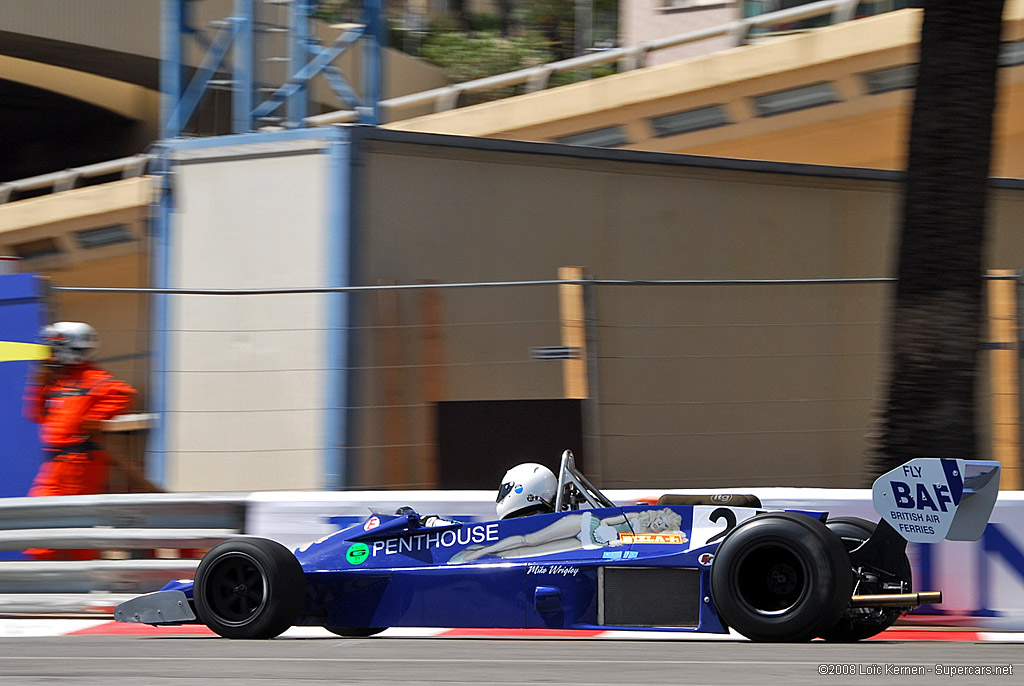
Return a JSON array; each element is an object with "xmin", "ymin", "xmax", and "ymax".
[{"xmin": 0, "ymin": 274, "xmax": 48, "ymax": 559}]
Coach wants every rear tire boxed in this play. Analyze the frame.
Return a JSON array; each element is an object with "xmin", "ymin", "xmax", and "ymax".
[
  {"xmin": 819, "ymin": 517, "xmax": 910, "ymax": 642},
  {"xmin": 710, "ymin": 512, "xmax": 853, "ymax": 642},
  {"xmin": 194, "ymin": 538, "xmax": 306, "ymax": 639},
  {"xmin": 826, "ymin": 517, "xmax": 878, "ymax": 553}
]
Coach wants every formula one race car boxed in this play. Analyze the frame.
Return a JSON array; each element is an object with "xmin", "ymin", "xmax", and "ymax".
[{"xmin": 115, "ymin": 451, "xmax": 1000, "ymax": 642}]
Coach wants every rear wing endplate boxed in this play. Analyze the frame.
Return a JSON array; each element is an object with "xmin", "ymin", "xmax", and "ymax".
[{"xmin": 872, "ymin": 458, "xmax": 1001, "ymax": 544}]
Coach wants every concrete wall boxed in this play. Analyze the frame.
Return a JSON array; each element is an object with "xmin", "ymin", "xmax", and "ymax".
[
  {"xmin": 349, "ymin": 130, "xmax": 1024, "ymax": 489},
  {"xmin": 4, "ymin": 129, "xmax": 1024, "ymax": 492},
  {"xmin": 157, "ymin": 133, "xmax": 344, "ymax": 492}
]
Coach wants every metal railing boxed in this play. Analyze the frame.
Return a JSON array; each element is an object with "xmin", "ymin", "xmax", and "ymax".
[
  {"xmin": 0, "ymin": 492, "xmax": 245, "ymax": 532},
  {"xmin": 0, "ymin": 559, "xmax": 200, "ymax": 595},
  {"xmin": 306, "ymin": 0, "xmax": 863, "ymax": 125},
  {"xmin": 41, "ymin": 274, "xmax": 1022, "ymax": 494},
  {"xmin": 50, "ymin": 277, "xmax": 894, "ymax": 491},
  {"xmin": 0, "ymin": 493, "xmax": 247, "ymax": 611},
  {"xmin": 0, "ymin": 154, "xmax": 152, "ymax": 205}
]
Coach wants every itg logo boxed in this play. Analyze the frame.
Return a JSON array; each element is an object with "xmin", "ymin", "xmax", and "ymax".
[{"xmin": 346, "ymin": 542, "xmax": 370, "ymax": 565}]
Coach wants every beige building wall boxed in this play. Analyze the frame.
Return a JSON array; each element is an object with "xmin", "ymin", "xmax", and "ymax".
[
  {"xmin": 348, "ymin": 132, "xmax": 1024, "ymax": 489},
  {"xmin": 2, "ymin": 132, "xmax": 1023, "ymax": 490},
  {"xmin": 0, "ymin": 2, "xmax": 1020, "ymax": 492}
]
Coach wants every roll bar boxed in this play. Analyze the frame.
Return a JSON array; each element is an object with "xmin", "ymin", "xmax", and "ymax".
[{"xmin": 554, "ymin": 450, "xmax": 615, "ymax": 512}]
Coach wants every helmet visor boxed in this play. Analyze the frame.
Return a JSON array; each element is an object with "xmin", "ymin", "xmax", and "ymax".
[{"xmin": 496, "ymin": 480, "xmax": 516, "ymax": 503}]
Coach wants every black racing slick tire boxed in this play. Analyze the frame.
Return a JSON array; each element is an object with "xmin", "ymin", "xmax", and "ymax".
[
  {"xmin": 325, "ymin": 627, "xmax": 386, "ymax": 637},
  {"xmin": 819, "ymin": 517, "xmax": 911, "ymax": 642},
  {"xmin": 194, "ymin": 537, "xmax": 306, "ymax": 639},
  {"xmin": 710, "ymin": 512, "xmax": 853, "ymax": 642},
  {"xmin": 826, "ymin": 517, "xmax": 878, "ymax": 553}
]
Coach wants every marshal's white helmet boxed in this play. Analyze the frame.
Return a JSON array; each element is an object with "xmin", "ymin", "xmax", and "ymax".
[
  {"xmin": 496, "ymin": 463, "xmax": 557, "ymax": 519},
  {"xmin": 41, "ymin": 321, "xmax": 98, "ymax": 365}
]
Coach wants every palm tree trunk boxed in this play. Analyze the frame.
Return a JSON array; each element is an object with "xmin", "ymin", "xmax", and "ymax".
[{"xmin": 871, "ymin": 1, "xmax": 1006, "ymax": 476}]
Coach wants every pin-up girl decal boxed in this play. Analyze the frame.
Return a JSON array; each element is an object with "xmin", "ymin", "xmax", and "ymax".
[{"xmin": 449, "ymin": 507, "xmax": 684, "ymax": 563}]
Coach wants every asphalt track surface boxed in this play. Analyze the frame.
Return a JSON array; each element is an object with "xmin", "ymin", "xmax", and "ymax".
[{"xmin": 0, "ymin": 633, "xmax": 1021, "ymax": 686}]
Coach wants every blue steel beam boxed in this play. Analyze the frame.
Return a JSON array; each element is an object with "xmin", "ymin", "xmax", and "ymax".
[
  {"xmin": 251, "ymin": 28, "xmax": 364, "ymax": 119},
  {"xmin": 160, "ymin": 0, "xmax": 185, "ymax": 140},
  {"xmin": 147, "ymin": 148, "xmax": 172, "ymax": 488},
  {"xmin": 326, "ymin": 130, "xmax": 352, "ymax": 489},
  {"xmin": 362, "ymin": 0, "xmax": 383, "ymax": 124},
  {"xmin": 288, "ymin": 0, "xmax": 313, "ymax": 124},
  {"xmin": 162, "ymin": 0, "xmax": 382, "ymax": 134},
  {"xmin": 169, "ymin": 17, "xmax": 243, "ymax": 136},
  {"xmin": 232, "ymin": 0, "xmax": 255, "ymax": 133},
  {"xmin": 315, "ymin": 62, "xmax": 362, "ymax": 110}
]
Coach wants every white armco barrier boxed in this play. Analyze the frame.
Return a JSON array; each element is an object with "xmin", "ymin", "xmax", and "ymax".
[{"xmin": 246, "ymin": 488, "xmax": 1024, "ymax": 629}]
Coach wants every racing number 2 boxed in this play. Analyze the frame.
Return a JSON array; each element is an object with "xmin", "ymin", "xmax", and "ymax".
[
  {"xmin": 705, "ymin": 507, "xmax": 767, "ymax": 543},
  {"xmin": 706, "ymin": 508, "xmax": 737, "ymax": 544}
]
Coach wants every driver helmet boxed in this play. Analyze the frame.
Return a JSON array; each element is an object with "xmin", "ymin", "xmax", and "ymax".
[
  {"xmin": 41, "ymin": 321, "xmax": 98, "ymax": 366},
  {"xmin": 496, "ymin": 463, "xmax": 557, "ymax": 519}
]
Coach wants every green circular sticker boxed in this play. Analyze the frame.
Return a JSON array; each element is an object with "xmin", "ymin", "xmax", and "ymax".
[{"xmin": 346, "ymin": 542, "xmax": 369, "ymax": 565}]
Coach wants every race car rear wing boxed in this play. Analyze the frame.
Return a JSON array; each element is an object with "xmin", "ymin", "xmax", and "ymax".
[
  {"xmin": 871, "ymin": 458, "xmax": 1001, "ymax": 544},
  {"xmin": 849, "ymin": 458, "xmax": 1001, "ymax": 588}
]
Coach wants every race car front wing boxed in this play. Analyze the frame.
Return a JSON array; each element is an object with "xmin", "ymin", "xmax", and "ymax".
[{"xmin": 114, "ymin": 589, "xmax": 196, "ymax": 625}]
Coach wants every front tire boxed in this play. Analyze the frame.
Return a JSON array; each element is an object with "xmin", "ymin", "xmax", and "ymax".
[
  {"xmin": 710, "ymin": 512, "xmax": 853, "ymax": 642},
  {"xmin": 194, "ymin": 538, "xmax": 306, "ymax": 639}
]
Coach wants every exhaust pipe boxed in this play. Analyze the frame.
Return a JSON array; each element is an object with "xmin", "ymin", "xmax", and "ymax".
[{"xmin": 849, "ymin": 591, "xmax": 941, "ymax": 608}]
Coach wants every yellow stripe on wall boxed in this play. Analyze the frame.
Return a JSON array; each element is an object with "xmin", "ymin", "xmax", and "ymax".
[{"xmin": 0, "ymin": 341, "xmax": 49, "ymax": 363}]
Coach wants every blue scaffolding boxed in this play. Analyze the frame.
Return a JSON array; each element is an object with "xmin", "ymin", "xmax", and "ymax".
[{"xmin": 160, "ymin": 0, "xmax": 383, "ymax": 138}]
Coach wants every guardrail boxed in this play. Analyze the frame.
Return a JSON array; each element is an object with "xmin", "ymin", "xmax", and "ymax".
[
  {"xmin": 306, "ymin": 0, "xmax": 863, "ymax": 125},
  {"xmin": 0, "ymin": 493, "xmax": 247, "ymax": 613},
  {"xmin": 0, "ymin": 559, "xmax": 200, "ymax": 594},
  {"xmin": 0, "ymin": 492, "xmax": 247, "ymax": 532}
]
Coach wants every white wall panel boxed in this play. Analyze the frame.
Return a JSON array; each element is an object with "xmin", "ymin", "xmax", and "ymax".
[{"xmin": 164, "ymin": 142, "xmax": 334, "ymax": 491}]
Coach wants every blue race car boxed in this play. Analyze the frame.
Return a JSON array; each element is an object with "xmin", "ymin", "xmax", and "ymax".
[{"xmin": 115, "ymin": 451, "xmax": 1000, "ymax": 642}]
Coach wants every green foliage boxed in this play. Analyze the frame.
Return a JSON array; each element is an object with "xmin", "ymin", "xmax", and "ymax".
[
  {"xmin": 314, "ymin": 1, "xmax": 353, "ymax": 23},
  {"xmin": 419, "ymin": 30, "xmax": 552, "ymax": 84},
  {"xmin": 314, "ymin": 0, "xmax": 620, "ymax": 93},
  {"xmin": 526, "ymin": 0, "xmax": 577, "ymax": 61},
  {"xmin": 547, "ymin": 63, "xmax": 617, "ymax": 89}
]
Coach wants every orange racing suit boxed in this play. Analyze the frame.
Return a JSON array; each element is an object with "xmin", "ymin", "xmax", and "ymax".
[{"xmin": 24, "ymin": 362, "xmax": 135, "ymax": 559}]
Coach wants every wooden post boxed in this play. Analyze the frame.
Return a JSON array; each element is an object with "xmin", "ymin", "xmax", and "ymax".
[
  {"xmin": 418, "ymin": 282, "xmax": 444, "ymax": 489},
  {"xmin": 987, "ymin": 269, "xmax": 1022, "ymax": 490},
  {"xmin": 559, "ymin": 266, "xmax": 588, "ymax": 399},
  {"xmin": 378, "ymin": 283, "xmax": 406, "ymax": 488}
]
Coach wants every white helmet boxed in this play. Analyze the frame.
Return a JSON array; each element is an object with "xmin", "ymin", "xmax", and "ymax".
[
  {"xmin": 496, "ymin": 463, "xmax": 557, "ymax": 519},
  {"xmin": 41, "ymin": 321, "xmax": 98, "ymax": 365}
]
